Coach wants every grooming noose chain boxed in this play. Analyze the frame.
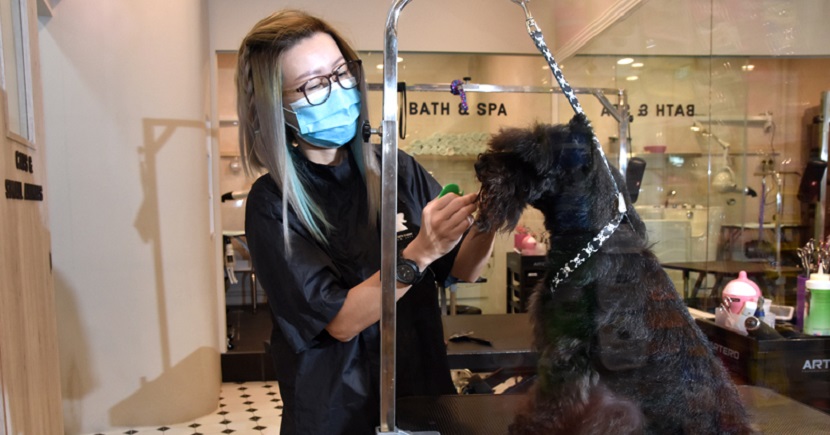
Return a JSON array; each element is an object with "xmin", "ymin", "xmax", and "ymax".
[{"xmin": 515, "ymin": 0, "xmax": 627, "ymax": 292}]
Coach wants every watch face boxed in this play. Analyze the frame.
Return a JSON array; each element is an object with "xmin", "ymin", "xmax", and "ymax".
[{"xmin": 397, "ymin": 263, "xmax": 416, "ymax": 284}]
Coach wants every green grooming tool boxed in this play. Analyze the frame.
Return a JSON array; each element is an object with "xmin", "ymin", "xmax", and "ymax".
[{"xmin": 439, "ymin": 183, "xmax": 463, "ymax": 198}]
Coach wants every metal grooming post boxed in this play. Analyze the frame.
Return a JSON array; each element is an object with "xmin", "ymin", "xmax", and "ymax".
[
  {"xmin": 366, "ymin": 82, "xmax": 631, "ymax": 172},
  {"xmin": 816, "ymin": 90, "xmax": 830, "ymax": 241},
  {"xmin": 376, "ymin": 1, "xmax": 441, "ymax": 434}
]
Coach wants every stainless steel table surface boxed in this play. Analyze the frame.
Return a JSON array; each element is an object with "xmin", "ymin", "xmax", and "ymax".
[
  {"xmin": 442, "ymin": 314, "xmax": 536, "ymax": 372},
  {"xmin": 661, "ymin": 260, "xmax": 800, "ymax": 299},
  {"xmin": 398, "ymin": 385, "xmax": 830, "ymax": 434}
]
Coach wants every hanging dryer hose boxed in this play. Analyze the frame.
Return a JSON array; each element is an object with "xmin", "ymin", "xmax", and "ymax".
[{"xmin": 691, "ymin": 121, "xmax": 757, "ymax": 197}]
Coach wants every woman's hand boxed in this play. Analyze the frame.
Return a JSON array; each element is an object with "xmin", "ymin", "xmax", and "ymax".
[
  {"xmin": 402, "ymin": 192, "xmax": 478, "ymax": 270},
  {"xmin": 328, "ymin": 191, "xmax": 485, "ymax": 342}
]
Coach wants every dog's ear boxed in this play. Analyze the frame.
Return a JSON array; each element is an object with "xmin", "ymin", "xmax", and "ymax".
[
  {"xmin": 567, "ymin": 115, "xmax": 600, "ymax": 179},
  {"xmin": 568, "ymin": 113, "xmax": 594, "ymax": 137},
  {"xmin": 565, "ymin": 114, "xmax": 596, "ymax": 163},
  {"xmin": 475, "ymin": 127, "xmax": 543, "ymax": 232}
]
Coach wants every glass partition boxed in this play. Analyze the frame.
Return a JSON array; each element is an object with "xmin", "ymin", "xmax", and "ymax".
[
  {"xmin": 216, "ymin": 53, "xmax": 828, "ymax": 310},
  {"xmin": 1, "ymin": 0, "xmax": 33, "ymax": 145},
  {"xmin": 356, "ymin": 50, "xmax": 828, "ymax": 307}
]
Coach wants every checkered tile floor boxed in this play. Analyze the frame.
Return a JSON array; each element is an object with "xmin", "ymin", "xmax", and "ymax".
[{"xmin": 87, "ymin": 382, "xmax": 282, "ymax": 435}]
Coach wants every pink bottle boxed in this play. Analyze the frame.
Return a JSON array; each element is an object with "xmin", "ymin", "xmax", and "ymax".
[{"xmin": 721, "ymin": 271, "xmax": 762, "ymax": 314}]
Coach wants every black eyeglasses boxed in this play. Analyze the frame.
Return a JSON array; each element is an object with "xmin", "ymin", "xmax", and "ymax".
[{"xmin": 291, "ymin": 59, "xmax": 362, "ymax": 107}]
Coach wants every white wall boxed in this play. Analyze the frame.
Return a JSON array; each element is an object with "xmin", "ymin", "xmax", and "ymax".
[
  {"xmin": 207, "ymin": 0, "xmax": 558, "ymax": 54},
  {"xmin": 39, "ymin": 1, "xmax": 221, "ymax": 433}
]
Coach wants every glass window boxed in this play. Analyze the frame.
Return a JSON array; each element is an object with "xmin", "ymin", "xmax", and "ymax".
[{"xmin": 1, "ymin": 0, "xmax": 33, "ymax": 144}]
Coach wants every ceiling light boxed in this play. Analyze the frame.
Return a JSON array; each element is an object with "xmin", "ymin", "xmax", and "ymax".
[
  {"xmin": 617, "ymin": 58, "xmax": 634, "ymax": 65},
  {"xmin": 376, "ymin": 64, "xmax": 384, "ymax": 70},
  {"xmin": 632, "ymin": 62, "xmax": 644, "ymax": 68},
  {"xmin": 741, "ymin": 64, "xmax": 755, "ymax": 71},
  {"xmin": 625, "ymin": 75, "xmax": 639, "ymax": 81}
]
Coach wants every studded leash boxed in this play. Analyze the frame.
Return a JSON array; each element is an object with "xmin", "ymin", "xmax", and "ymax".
[{"xmin": 511, "ymin": 0, "xmax": 627, "ymax": 292}]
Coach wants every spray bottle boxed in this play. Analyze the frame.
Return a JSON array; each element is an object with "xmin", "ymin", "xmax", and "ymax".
[{"xmin": 804, "ymin": 264, "xmax": 830, "ymax": 336}]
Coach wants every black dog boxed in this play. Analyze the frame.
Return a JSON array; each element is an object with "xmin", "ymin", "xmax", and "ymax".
[{"xmin": 475, "ymin": 114, "xmax": 753, "ymax": 434}]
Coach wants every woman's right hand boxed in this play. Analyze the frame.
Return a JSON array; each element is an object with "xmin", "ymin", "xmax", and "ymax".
[{"xmin": 401, "ymin": 192, "xmax": 478, "ymax": 270}]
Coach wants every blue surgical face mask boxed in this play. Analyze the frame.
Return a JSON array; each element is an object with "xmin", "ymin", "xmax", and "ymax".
[{"xmin": 284, "ymin": 87, "xmax": 361, "ymax": 148}]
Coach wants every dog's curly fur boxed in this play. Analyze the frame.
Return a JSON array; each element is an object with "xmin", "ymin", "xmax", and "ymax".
[{"xmin": 475, "ymin": 114, "xmax": 753, "ymax": 434}]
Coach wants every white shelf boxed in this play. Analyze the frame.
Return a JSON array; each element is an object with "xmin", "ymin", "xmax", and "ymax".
[{"xmin": 693, "ymin": 115, "xmax": 771, "ymax": 126}]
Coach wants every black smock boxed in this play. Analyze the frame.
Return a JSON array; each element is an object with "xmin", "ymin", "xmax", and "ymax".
[{"xmin": 245, "ymin": 147, "xmax": 457, "ymax": 435}]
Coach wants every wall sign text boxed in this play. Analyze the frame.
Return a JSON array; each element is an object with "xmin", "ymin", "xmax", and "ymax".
[
  {"xmin": 15, "ymin": 151, "xmax": 33, "ymax": 173},
  {"xmin": 6, "ymin": 150, "xmax": 42, "ymax": 201},
  {"xmin": 601, "ymin": 103, "xmax": 696, "ymax": 118},
  {"xmin": 5, "ymin": 180, "xmax": 43, "ymax": 201},
  {"xmin": 409, "ymin": 101, "xmax": 508, "ymax": 117}
]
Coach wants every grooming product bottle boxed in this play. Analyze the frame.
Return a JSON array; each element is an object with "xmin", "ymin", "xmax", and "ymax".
[{"xmin": 804, "ymin": 266, "xmax": 830, "ymax": 336}]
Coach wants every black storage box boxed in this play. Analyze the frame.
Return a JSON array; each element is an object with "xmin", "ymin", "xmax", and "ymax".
[
  {"xmin": 506, "ymin": 252, "xmax": 547, "ymax": 313},
  {"xmin": 695, "ymin": 318, "xmax": 830, "ymax": 413}
]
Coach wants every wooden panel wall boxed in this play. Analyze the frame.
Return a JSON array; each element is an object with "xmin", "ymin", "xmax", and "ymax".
[{"xmin": 0, "ymin": 0, "xmax": 64, "ymax": 433}]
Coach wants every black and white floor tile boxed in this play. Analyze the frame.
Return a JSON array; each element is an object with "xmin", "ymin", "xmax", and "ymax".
[{"xmin": 87, "ymin": 382, "xmax": 282, "ymax": 435}]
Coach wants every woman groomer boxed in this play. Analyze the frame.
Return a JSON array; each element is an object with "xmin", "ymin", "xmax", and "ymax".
[{"xmin": 237, "ymin": 10, "xmax": 496, "ymax": 435}]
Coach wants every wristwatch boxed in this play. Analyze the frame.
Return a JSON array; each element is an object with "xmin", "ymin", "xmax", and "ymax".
[{"xmin": 396, "ymin": 257, "xmax": 423, "ymax": 285}]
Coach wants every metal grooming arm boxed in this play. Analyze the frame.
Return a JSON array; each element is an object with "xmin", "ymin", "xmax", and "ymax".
[
  {"xmin": 367, "ymin": 82, "xmax": 631, "ymax": 174},
  {"xmin": 817, "ymin": 90, "xmax": 830, "ymax": 241}
]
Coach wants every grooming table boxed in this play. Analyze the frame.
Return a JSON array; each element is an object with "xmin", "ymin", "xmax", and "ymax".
[
  {"xmin": 398, "ymin": 394, "xmax": 524, "ymax": 434},
  {"xmin": 443, "ymin": 314, "xmax": 536, "ymax": 372},
  {"xmin": 661, "ymin": 261, "xmax": 800, "ymax": 300},
  {"xmin": 397, "ymin": 386, "xmax": 830, "ymax": 434}
]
